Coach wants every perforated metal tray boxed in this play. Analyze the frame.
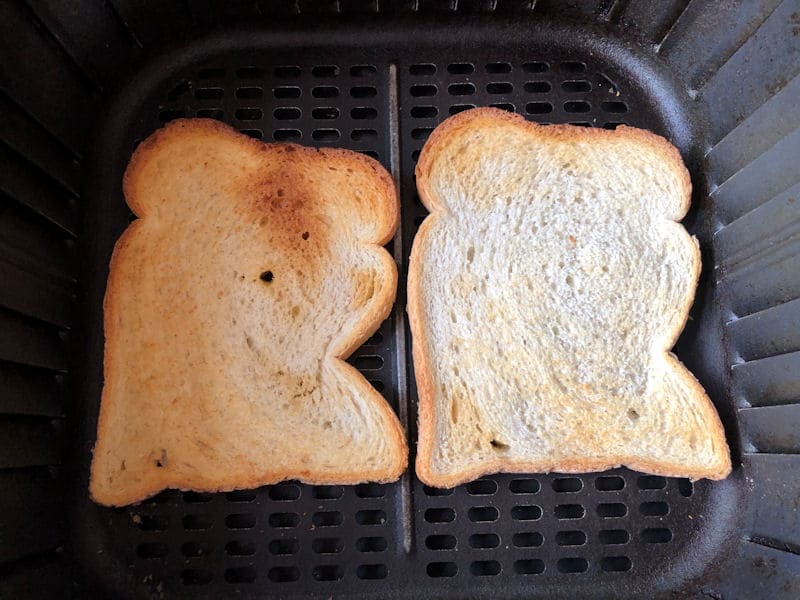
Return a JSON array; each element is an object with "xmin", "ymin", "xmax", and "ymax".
[{"xmin": 70, "ymin": 18, "xmax": 745, "ymax": 599}]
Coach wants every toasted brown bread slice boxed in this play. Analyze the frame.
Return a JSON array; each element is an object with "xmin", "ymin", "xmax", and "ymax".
[
  {"xmin": 409, "ymin": 107, "xmax": 731, "ymax": 488},
  {"xmin": 90, "ymin": 119, "xmax": 407, "ymax": 506}
]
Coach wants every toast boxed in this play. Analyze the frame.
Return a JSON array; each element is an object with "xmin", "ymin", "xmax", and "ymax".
[
  {"xmin": 409, "ymin": 107, "xmax": 731, "ymax": 487},
  {"xmin": 90, "ymin": 119, "xmax": 407, "ymax": 506}
]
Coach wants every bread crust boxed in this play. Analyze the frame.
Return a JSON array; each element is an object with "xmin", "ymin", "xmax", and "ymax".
[
  {"xmin": 91, "ymin": 119, "xmax": 407, "ymax": 505},
  {"xmin": 410, "ymin": 107, "xmax": 730, "ymax": 488}
]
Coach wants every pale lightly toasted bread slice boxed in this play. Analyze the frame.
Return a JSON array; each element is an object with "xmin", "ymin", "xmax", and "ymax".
[
  {"xmin": 409, "ymin": 107, "xmax": 731, "ymax": 488},
  {"xmin": 90, "ymin": 119, "xmax": 407, "ymax": 506}
]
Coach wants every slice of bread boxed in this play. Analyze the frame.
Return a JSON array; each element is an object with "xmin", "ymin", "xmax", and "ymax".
[
  {"xmin": 409, "ymin": 107, "xmax": 731, "ymax": 488},
  {"xmin": 90, "ymin": 119, "xmax": 407, "ymax": 506}
]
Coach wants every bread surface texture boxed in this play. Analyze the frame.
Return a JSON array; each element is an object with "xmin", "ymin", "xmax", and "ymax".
[
  {"xmin": 409, "ymin": 107, "xmax": 731, "ymax": 488},
  {"xmin": 90, "ymin": 119, "xmax": 407, "ymax": 506}
]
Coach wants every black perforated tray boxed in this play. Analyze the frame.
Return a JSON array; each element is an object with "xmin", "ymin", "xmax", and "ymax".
[{"xmin": 70, "ymin": 18, "xmax": 744, "ymax": 599}]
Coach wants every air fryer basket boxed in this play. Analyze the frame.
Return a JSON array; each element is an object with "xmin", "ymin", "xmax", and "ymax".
[{"xmin": 1, "ymin": 2, "xmax": 798, "ymax": 599}]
